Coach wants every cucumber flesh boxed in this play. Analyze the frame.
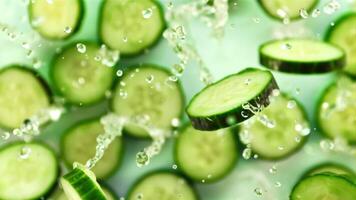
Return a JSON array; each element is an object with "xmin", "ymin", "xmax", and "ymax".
[
  {"xmin": 29, "ymin": 0, "xmax": 82, "ymax": 39},
  {"xmin": 100, "ymin": 0, "xmax": 165, "ymax": 56},
  {"xmin": 0, "ymin": 142, "xmax": 58, "ymax": 200},
  {"xmin": 175, "ymin": 124, "xmax": 238, "ymax": 182},
  {"xmin": 50, "ymin": 185, "xmax": 117, "ymax": 200},
  {"xmin": 111, "ymin": 65, "xmax": 184, "ymax": 138},
  {"xmin": 187, "ymin": 68, "xmax": 278, "ymax": 131},
  {"xmin": 0, "ymin": 66, "xmax": 50, "ymax": 129},
  {"xmin": 259, "ymin": 39, "xmax": 345, "ymax": 74},
  {"xmin": 326, "ymin": 13, "xmax": 356, "ymax": 76},
  {"xmin": 291, "ymin": 173, "xmax": 356, "ymax": 200},
  {"xmin": 51, "ymin": 43, "xmax": 115, "ymax": 105},
  {"xmin": 306, "ymin": 163, "xmax": 355, "ymax": 176},
  {"xmin": 128, "ymin": 172, "xmax": 198, "ymax": 200},
  {"xmin": 61, "ymin": 164, "xmax": 107, "ymax": 200},
  {"xmin": 240, "ymin": 94, "xmax": 309, "ymax": 159},
  {"xmin": 61, "ymin": 119, "xmax": 123, "ymax": 179}
]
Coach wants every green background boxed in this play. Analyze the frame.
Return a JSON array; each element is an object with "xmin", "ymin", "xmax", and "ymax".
[{"xmin": 0, "ymin": 0, "xmax": 355, "ymax": 199}]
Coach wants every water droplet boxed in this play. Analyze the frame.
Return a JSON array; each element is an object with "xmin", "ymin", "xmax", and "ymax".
[
  {"xmin": 241, "ymin": 110, "xmax": 249, "ymax": 118},
  {"xmin": 119, "ymin": 89, "xmax": 128, "ymax": 99},
  {"xmin": 136, "ymin": 151, "xmax": 149, "ymax": 167},
  {"xmin": 278, "ymin": 146, "xmax": 284, "ymax": 150},
  {"xmin": 299, "ymin": 8, "xmax": 309, "ymax": 19},
  {"xmin": 21, "ymin": 42, "xmax": 30, "ymax": 49},
  {"xmin": 283, "ymin": 17, "xmax": 290, "ymax": 24},
  {"xmin": 242, "ymin": 147, "xmax": 252, "ymax": 160},
  {"xmin": 281, "ymin": 43, "xmax": 292, "ymax": 50},
  {"xmin": 201, "ymin": 179, "xmax": 206, "ymax": 183},
  {"xmin": 252, "ymin": 17, "xmax": 260, "ymax": 23},
  {"xmin": 275, "ymin": 181, "xmax": 282, "ymax": 187},
  {"xmin": 172, "ymin": 164, "xmax": 178, "ymax": 170},
  {"xmin": 287, "ymin": 100, "xmax": 296, "ymax": 109},
  {"xmin": 167, "ymin": 2, "xmax": 173, "ymax": 9},
  {"xmin": 116, "ymin": 70, "xmax": 123, "ymax": 77},
  {"xmin": 168, "ymin": 76, "xmax": 178, "ymax": 82},
  {"xmin": 312, "ymin": 9, "xmax": 321, "ymax": 18},
  {"xmin": 174, "ymin": 26, "xmax": 186, "ymax": 40},
  {"xmin": 76, "ymin": 43, "xmax": 86, "ymax": 54},
  {"xmin": 244, "ymin": 78, "xmax": 251, "ymax": 85},
  {"xmin": 254, "ymin": 188, "xmax": 263, "ymax": 196},
  {"xmin": 64, "ymin": 26, "xmax": 72, "ymax": 33},
  {"xmin": 226, "ymin": 115, "xmax": 237, "ymax": 125},
  {"xmin": 323, "ymin": 0, "xmax": 341, "ymax": 15},
  {"xmin": 146, "ymin": 75, "xmax": 154, "ymax": 83},
  {"xmin": 78, "ymin": 77, "xmax": 86, "ymax": 85},
  {"xmin": 295, "ymin": 136, "xmax": 301, "ymax": 143},
  {"xmin": 136, "ymin": 193, "xmax": 143, "ymax": 200},
  {"xmin": 330, "ymin": 22, "xmax": 335, "ymax": 26},
  {"xmin": 277, "ymin": 9, "xmax": 287, "ymax": 18},
  {"xmin": 320, "ymin": 139, "xmax": 335, "ymax": 150},
  {"xmin": 295, "ymin": 88, "xmax": 301, "ymax": 95},
  {"xmin": 0, "ymin": 132, "xmax": 10, "ymax": 140},
  {"xmin": 33, "ymin": 58, "xmax": 42, "ymax": 69},
  {"xmin": 142, "ymin": 8, "xmax": 153, "ymax": 19},
  {"xmin": 295, "ymin": 124, "xmax": 303, "ymax": 132},
  {"xmin": 19, "ymin": 146, "xmax": 32, "ymax": 159},
  {"xmin": 172, "ymin": 64, "xmax": 185, "ymax": 76},
  {"xmin": 171, "ymin": 118, "xmax": 180, "ymax": 127},
  {"xmin": 301, "ymin": 127, "xmax": 311, "ymax": 136},
  {"xmin": 269, "ymin": 165, "xmax": 277, "ymax": 174},
  {"xmin": 272, "ymin": 89, "xmax": 280, "ymax": 97},
  {"xmin": 122, "ymin": 37, "xmax": 128, "ymax": 42}
]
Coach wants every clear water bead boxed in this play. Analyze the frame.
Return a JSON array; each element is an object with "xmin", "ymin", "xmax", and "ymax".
[
  {"xmin": 19, "ymin": 146, "xmax": 32, "ymax": 159},
  {"xmin": 142, "ymin": 8, "xmax": 153, "ymax": 19},
  {"xmin": 254, "ymin": 188, "xmax": 263, "ymax": 196},
  {"xmin": 242, "ymin": 147, "xmax": 252, "ymax": 159},
  {"xmin": 64, "ymin": 26, "xmax": 72, "ymax": 33},
  {"xmin": 116, "ymin": 70, "xmax": 123, "ymax": 77},
  {"xmin": 136, "ymin": 151, "xmax": 150, "ymax": 167},
  {"xmin": 76, "ymin": 43, "xmax": 86, "ymax": 54},
  {"xmin": 299, "ymin": 8, "xmax": 309, "ymax": 19}
]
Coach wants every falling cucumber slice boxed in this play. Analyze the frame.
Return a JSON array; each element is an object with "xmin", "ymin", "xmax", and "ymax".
[
  {"xmin": 61, "ymin": 164, "xmax": 107, "ymax": 200},
  {"xmin": 186, "ymin": 68, "xmax": 278, "ymax": 131},
  {"xmin": 259, "ymin": 39, "xmax": 345, "ymax": 74}
]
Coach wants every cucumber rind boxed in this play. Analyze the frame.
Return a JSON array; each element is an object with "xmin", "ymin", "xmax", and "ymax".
[
  {"xmin": 174, "ymin": 123, "xmax": 238, "ymax": 183},
  {"xmin": 0, "ymin": 65, "xmax": 52, "ymax": 130},
  {"xmin": 60, "ymin": 117, "xmax": 123, "ymax": 180},
  {"xmin": 110, "ymin": 64, "xmax": 185, "ymax": 139},
  {"xmin": 0, "ymin": 141, "xmax": 59, "ymax": 200},
  {"xmin": 98, "ymin": 0, "xmax": 166, "ymax": 57},
  {"xmin": 257, "ymin": 0, "xmax": 319, "ymax": 21},
  {"xmin": 126, "ymin": 170, "xmax": 199, "ymax": 200},
  {"xmin": 303, "ymin": 162, "xmax": 355, "ymax": 178},
  {"xmin": 187, "ymin": 68, "xmax": 278, "ymax": 131},
  {"xmin": 259, "ymin": 39, "xmax": 345, "ymax": 74},
  {"xmin": 28, "ymin": 0, "xmax": 84, "ymax": 40}
]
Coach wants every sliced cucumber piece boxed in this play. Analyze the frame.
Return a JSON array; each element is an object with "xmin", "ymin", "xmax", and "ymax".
[
  {"xmin": 99, "ymin": 0, "xmax": 165, "ymax": 56},
  {"xmin": 174, "ymin": 124, "xmax": 238, "ymax": 183},
  {"xmin": 0, "ymin": 66, "xmax": 50, "ymax": 129},
  {"xmin": 258, "ymin": 0, "xmax": 318, "ymax": 21},
  {"xmin": 317, "ymin": 77, "xmax": 356, "ymax": 143},
  {"xmin": 186, "ymin": 68, "xmax": 278, "ymax": 131},
  {"xmin": 0, "ymin": 142, "xmax": 58, "ymax": 200},
  {"xmin": 50, "ymin": 184, "xmax": 117, "ymax": 200},
  {"xmin": 291, "ymin": 173, "xmax": 356, "ymax": 200},
  {"xmin": 306, "ymin": 162, "xmax": 355, "ymax": 176},
  {"xmin": 29, "ymin": 0, "xmax": 83, "ymax": 40},
  {"xmin": 259, "ymin": 39, "xmax": 345, "ymax": 74},
  {"xmin": 240, "ymin": 94, "xmax": 309, "ymax": 159},
  {"xmin": 127, "ymin": 171, "xmax": 198, "ymax": 200},
  {"xmin": 51, "ymin": 42, "xmax": 115, "ymax": 105},
  {"xmin": 111, "ymin": 65, "xmax": 184, "ymax": 138},
  {"xmin": 61, "ymin": 164, "xmax": 107, "ymax": 200},
  {"xmin": 61, "ymin": 119, "xmax": 123, "ymax": 179},
  {"xmin": 326, "ymin": 13, "xmax": 356, "ymax": 76}
]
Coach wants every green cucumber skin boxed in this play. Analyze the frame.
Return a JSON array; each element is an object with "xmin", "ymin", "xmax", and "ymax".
[
  {"xmin": 28, "ymin": 0, "xmax": 85, "ymax": 40},
  {"xmin": 173, "ymin": 123, "xmax": 238, "ymax": 183},
  {"xmin": 0, "ymin": 141, "xmax": 60, "ymax": 200},
  {"xmin": 259, "ymin": 40, "xmax": 346, "ymax": 74},
  {"xmin": 49, "ymin": 41, "xmax": 115, "ymax": 107},
  {"xmin": 126, "ymin": 170, "xmax": 200, "ymax": 200},
  {"xmin": 0, "ymin": 65, "xmax": 53, "ymax": 130},
  {"xmin": 98, "ymin": 182, "xmax": 119, "ymax": 200},
  {"xmin": 302, "ymin": 162, "xmax": 356, "ymax": 178},
  {"xmin": 325, "ymin": 12, "xmax": 356, "ymax": 78},
  {"xmin": 60, "ymin": 117, "xmax": 124, "ymax": 180},
  {"xmin": 98, "ymin": 0, "xmax": 166, "ymax": 58},
  {"xmin": 257, "ymin": 0, "xmax": 319, "ymax": 21},
  {"xmin": 187, "ymin": 68, "xmax": 278, "ymax": 131},
  {"xmin": 241, "ymin": 93, "xmax": 309, "ymax": 161},
  {"xmin": 109, "ymin": 64, "xmax": 186, "ymax": 139}
]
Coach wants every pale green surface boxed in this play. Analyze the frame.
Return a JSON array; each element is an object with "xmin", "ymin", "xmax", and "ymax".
[{"xmin": 1, "ymin": 0, "xmax": 356, "ymax": 200}]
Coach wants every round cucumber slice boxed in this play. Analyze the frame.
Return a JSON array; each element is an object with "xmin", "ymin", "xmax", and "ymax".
[
  {"xmin": 0, "ymin": 142, "xmax": 59, "ymax": 200},
  {"xmin": 317, "ymin": 77, "xmax": 356, "ymax": 143},
  {"xmin": 174, "ymin": 124, "xmax": 238, "ymax": 183},
  {"xmin": 326, "ymin": 13, "xmax": 356, "ymax": 76},
  {"xmin": 29, "ymin": 0, "xmax": 83, "ymax": 40},
  {"xmin": 240, "ymin": 94, "xmax": 309, "ymax": 159},
  {"xmin": 50, "ymin": 184, "xmax": 118, "ymax": 200},
  {"xmin": 259, "ymin": 39, "xmax": 345, "ymax": 74},
  {"xmin": 258, "ymin": 0, "xmax": 318, "ymax": 21},
  {"xmin": 0, "ymin": 66, "xmax": 51, "ymax": 129},
  {"xmin": 186, "ymin": 68, "xmax": 278, "ymax": 131},
  {"xmin": 51, "ymin": 42, "xmax": 115, "ymax": 105},
  {"xmin": 99, "ymin": 0, "xmax": 165, "ymax": 56},
  {"xmin": 61, "ymin": 164, "xmax": 107, "ymax": 200},
  {"xmin": 127, "ymin": 171, "xmax": 198, "ymax": 200},
  {"xmin": 306, "ymin": 162, "xmax": 355, "ymax": 177},
  {"xmin": 111, "ymin": 65, "xmax": 184, "ymax": 139},
  {"xmin": 61, "ymin": 119, "xmax": 123, "ymax": 179},
  {"xmin": 291, "ymin": 173, "xmax": 356, "ymax": 200}
]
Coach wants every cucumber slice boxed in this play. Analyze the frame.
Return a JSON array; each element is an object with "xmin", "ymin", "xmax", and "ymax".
[
  {"xmin": 61, "ymin": 119, "xmax": 123, "ymax": 179},
  {"xmin": 186, "ymin": 68, "xmax": 278, "ymax": 131},
  {"xmin": 259, "ymin": 39, "xmax": 345, "ymax": 74},
  {"xmin": 258, "ymin": 0, "xmax": 318, "ymax": 21},
  {"xmin": 306, "ymin": 162, "xmax": 355, "ymax": 176},
  {"xmin": 317, "ymin": 77, "xmax": 356, "ymax": 143},
  {"xmin": 0, "ymin": 66, "xmax": 51, "ymax": 129},
  {"xmin": 127, "ymin": 171, "xmax": 198, "ymax": 200},
  {"xmin": 61, "ymin": 164, "xmax": 107, "ymax": 200},
  {"xmin": 51, "ymin": 42, "xmax": 115, "ymax": 105},
  {"xmin": 99, "ymin": 0, "xmax": 165, "ymax": 56},
  {"xmin": 0, "ymin": 142, "xmax": 58, "ymax": 200},
  {"xmin": 291, "ymin": 173, "xmax": 356, "ymax": 200},
  {"xmin": 240, "ymin": 94, "xmax": 309, "ymax": 159},
  {"xmin": 174, "ymin": 124, "xmax": 238, "ymax": 183},
  {"xmin": 111, "ymin": 65, "xmax": 184, "ymax": 138},
  {"xmin": 50, "ymin": 184, "xmax": 118, "ymax": 200},
  {"xmin": 29, "ymin": 0, "xmax": 83, "ymax": 40},
  {"xmin": 326, "ymin": 13, "xmax": 356, "ymax": 76}
]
